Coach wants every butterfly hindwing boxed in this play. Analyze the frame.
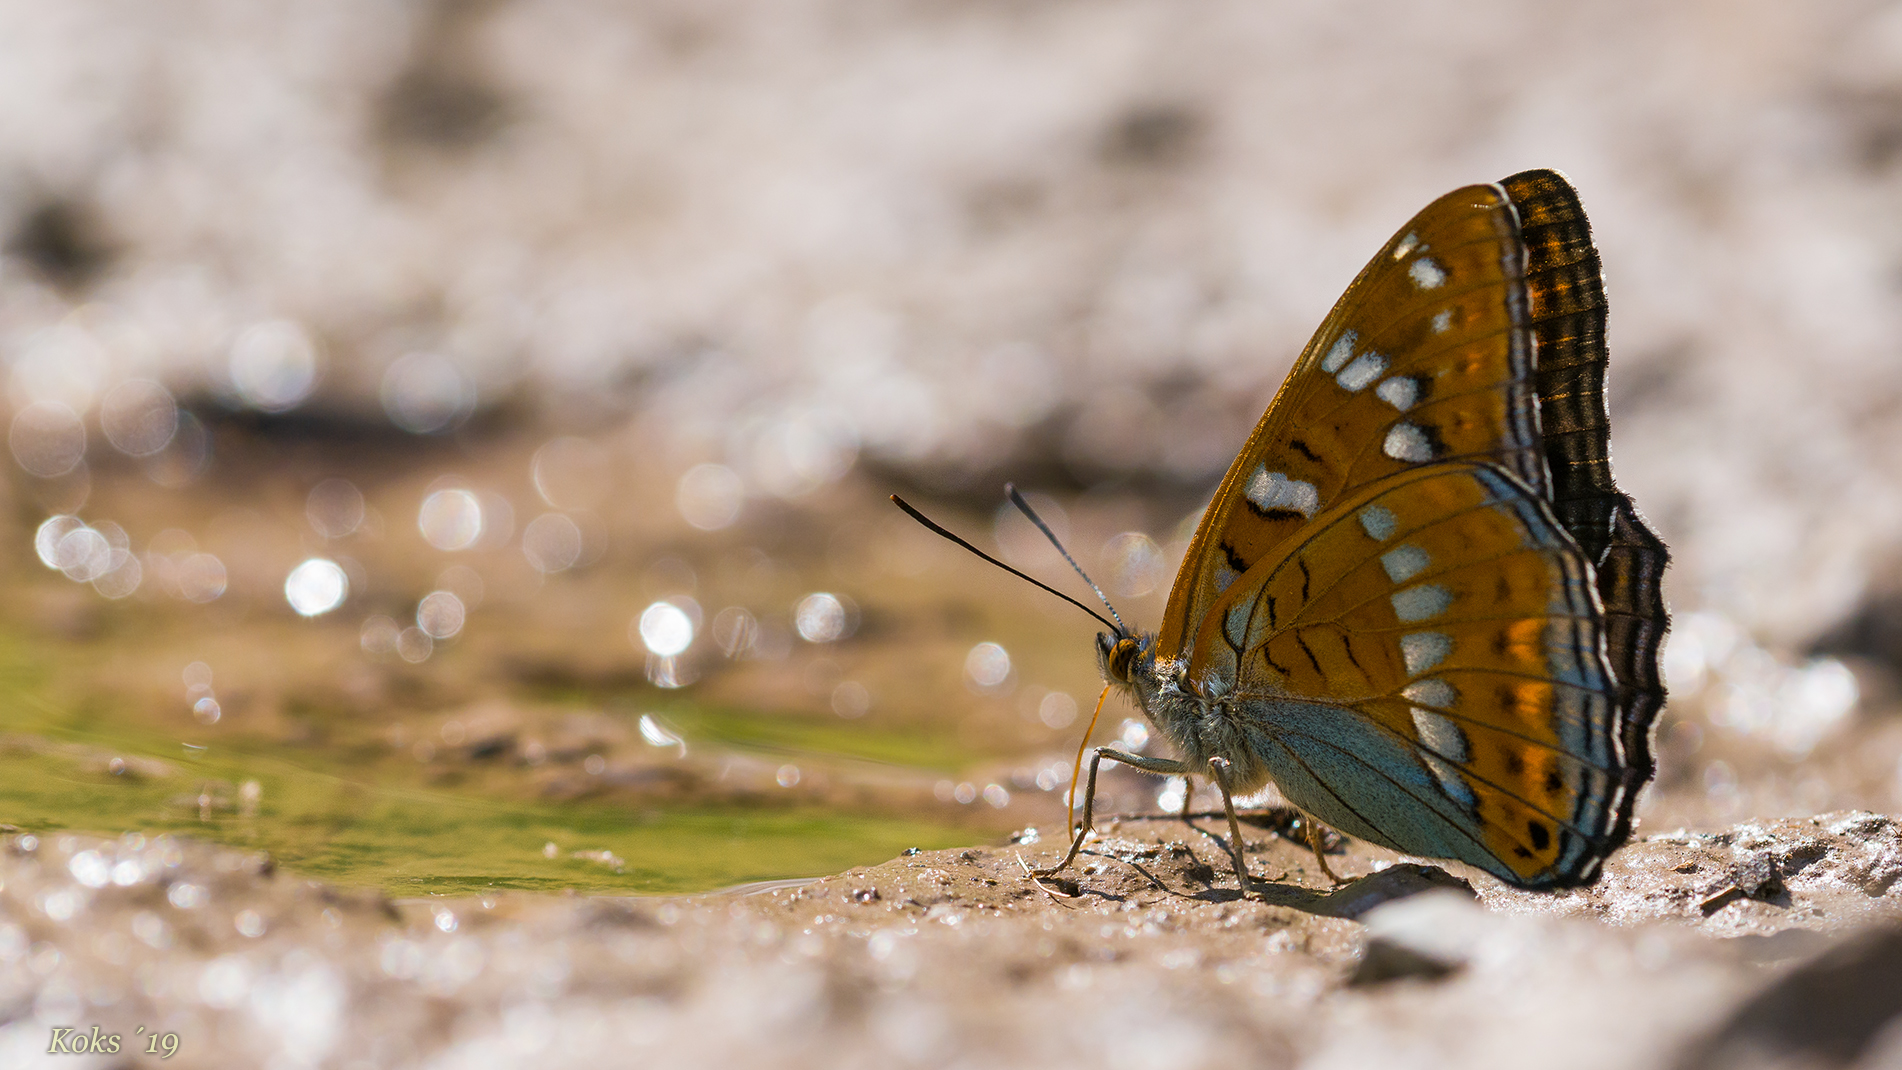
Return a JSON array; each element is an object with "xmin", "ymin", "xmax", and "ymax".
[{"xmin": 1193, "ymin": 462, "xmax": 1631, "ymax": 886}]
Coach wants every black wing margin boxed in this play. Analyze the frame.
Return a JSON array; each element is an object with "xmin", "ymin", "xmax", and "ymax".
[{"xmin": 1500, "ymin": 168, "xmax": 1671, "ymax": 860}]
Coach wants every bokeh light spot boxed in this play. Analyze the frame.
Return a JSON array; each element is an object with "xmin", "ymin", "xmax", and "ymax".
[
  {"xmin": 307, "ymin": 479, "xmax": 365, "ymax": 539},
  {"xmin": 284, "ymin": 559, "xmax": 349, "ymax": 617},
  {"xmin": 99, "ymin": 379, "xmax": 179, "ymax": 457},
  {"xmin": 94, "ymin": 554, "xmax": 142, "ymax": 599},
  {"xmin": 418, "ymin": 489, "xmax": 483, "ymax": 551},
  {"xmin": 965, "ymin": 642, "xmax": 1013, "ymax": 692},
  {"xmin": 360, "ymin": 616, "xmax": 401, "ymax": 655},
  {"xmin": 638, "ymin": 602, "xmax": 695, "ymax": 657},
  {"xmin": 1039, "ymin": 691, "xmax": 1078, "ymax": 729},
  {"xmin": 416, "ymin": 590, "xmax": 466, "ymax": 639},
  {"xmin": 712, "ymin": 606, "xmax": 758, "ymax": 657},
  {"xmin": 9, "ymin": 401, "xmax": 87, "ymax": 477},
  {"xmin": 1102, "ymin": 532, "xmax": 1166, "ymax": 598},
  {"xmin": 177, "ymin": 553, "xmax": 228, "ymax": 603},
  {"xmin": 396, "ymin": 627, "xmax": 434, "ymax": 663},
  {"xmin": 521, "ymin": 513, "xmax": 583, "ymax": 573},
  {"xmin": 794, "ymin": 593, "xmax": 847, "ymax": 643},
  {"xmin": 56, "ymin": 526, "xmax": 112, "ymax": 582},
  {"xmin": 531, "ymin": 437, "xmax": 611, "ymax": 510},
  {"xmin": 380, "ymin": 352, "xmax": 476, "ymax": 434},
  {"xmin": 34, "ymin": 515, "xmax": 84, "ymax": 568},
  {"xmin": 676, "ymin": 463, "xmax": 745, "ymax": 531},
  {"xmin": 229, "ymin": 320, "xmax": 319, "ymax": 412}
]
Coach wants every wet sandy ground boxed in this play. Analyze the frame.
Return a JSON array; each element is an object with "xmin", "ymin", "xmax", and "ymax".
[{"xmin": 7, "ymin": 808, "xmax": 1902, "ymax": 1069}]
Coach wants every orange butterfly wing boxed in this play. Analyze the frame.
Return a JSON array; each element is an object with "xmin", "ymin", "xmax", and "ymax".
[
  {"xmin": 1157, "ymin": 169, "xmax": 1667, "ymax": 884},
  {"xmin": 1192, "ymin": 463, "xmax": 1626, "ymax": 885},
  {"xmin": 1161, "ymin": 180, "xmax": 1541, "ymax": 658}
]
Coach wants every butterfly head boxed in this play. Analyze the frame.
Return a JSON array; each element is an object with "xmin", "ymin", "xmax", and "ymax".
[{"xmin": 1096, "ymin": 630, "xmax": 1153, "ymax": 690}]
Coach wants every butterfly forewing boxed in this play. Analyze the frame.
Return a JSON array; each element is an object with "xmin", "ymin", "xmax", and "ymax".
[{"xmin": 1160, "ymin": 181, "xmax": 1552, "ymax": 662}]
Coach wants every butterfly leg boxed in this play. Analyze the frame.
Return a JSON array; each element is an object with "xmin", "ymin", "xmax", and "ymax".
[
  {"xmin": 1205, "ymin": 757, "xmax": 1255, "ymax": 896},
  {"xmin": 1036, "ymin": 747, "xmax": 1189, "ymax": 878},
  {"xmin": 1302, "ymin": 816, "xmax": 1343, "ymax": 885}
]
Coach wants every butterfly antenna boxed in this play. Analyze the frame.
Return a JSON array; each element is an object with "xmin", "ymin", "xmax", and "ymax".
[
  {"xmin": 1005, "ymin": 483, "xmax": 1126, "ymax": 634},
  {"xmin": 889, "ymin": 495, "xmax": 1121, "ymax": 634}
]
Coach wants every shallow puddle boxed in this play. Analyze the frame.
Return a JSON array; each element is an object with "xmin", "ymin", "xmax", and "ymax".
[{"xmin": 2, "ymin": 691, "xmax": 977, "ymax": 896}]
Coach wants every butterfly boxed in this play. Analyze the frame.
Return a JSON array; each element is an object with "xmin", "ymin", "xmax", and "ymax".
[{"xmin": 934, "ymin": 169, "xmax": 1669, "ymax": 892}]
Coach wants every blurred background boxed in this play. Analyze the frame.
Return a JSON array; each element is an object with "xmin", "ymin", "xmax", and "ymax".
[{"xmin": 4, "ymin": 0, "xmax": 1902, "ymax": 892}]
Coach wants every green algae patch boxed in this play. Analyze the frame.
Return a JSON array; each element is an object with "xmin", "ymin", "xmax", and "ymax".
[{"xmin": 0, "ymin": 731, "xmax": 970, "ymax": 895}]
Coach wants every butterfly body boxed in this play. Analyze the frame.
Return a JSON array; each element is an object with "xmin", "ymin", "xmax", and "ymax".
[{"xmin": 1084, "ymin": 169, "xmax": 1668, "ymax": 891}]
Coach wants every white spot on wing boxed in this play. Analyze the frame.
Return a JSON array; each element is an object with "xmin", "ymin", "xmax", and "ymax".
[
  {"xmin": 1336, "ymin": 352, "xmax": 1388, "ymax": 392},
  {"xmin": 1392, "ymin": 232, "xmax": 1420, "ymax": 260},
  {"xmin": 1320, "ymin": 331, "xmax": 1358, "ymax": 374},
  {"xmin": 1392, "ymin": 583, "xmax": 1453, "ymax": 622},
  {"xmin": 1375, "ymin": 377, "xmax": 1417, "ymax": 411},
  {"xmin": 1358, "ymin": 505, "xmax": 1396, "ymax": 542},
  {"xmin": 1383, "ymin": 423, "xmax": 1434, "ymax": 462},
  {"xmin": 1245, "ymin": 466, "xmax": 1319, "ymax": 517},
  {"xmin": 1381, "ymin": 545, "xmax": 1429, "ymax": 583},
  {"xmin": 1423, "ymin": 751, "xmax": 1477, "ymax": 807},
  {"xmin": 1409, "ymin": 258, "xmax": 1447, "ymax": 289},
  {"xmin": 1431, "ymin": 309, "xmax": 1453, "ymax": 334},
  {"xmin": 1214, "ymin": 559, "xmax": 1239, "ymax": 594},
  {"xmin": 1401, "ymin": 631, "xmax": 1452, "ymax": 675},
  {"xmin": 1411, "ymin": 706, "xmax": 1470, "ymax": 762},
  {"xmin": 1403, "ymin": 678, "xmax": 1457, "ymax": 709}
]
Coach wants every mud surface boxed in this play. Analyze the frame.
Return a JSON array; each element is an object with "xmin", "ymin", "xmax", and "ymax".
[{"xmin": 9, "ymin": 812, "xmax": 1902, "ymax": 1069}]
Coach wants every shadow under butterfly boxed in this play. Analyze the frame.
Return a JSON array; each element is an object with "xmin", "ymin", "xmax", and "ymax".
[{"xmin": 896, "ymin": 169, "xmax": 1669, "ymax": 893}]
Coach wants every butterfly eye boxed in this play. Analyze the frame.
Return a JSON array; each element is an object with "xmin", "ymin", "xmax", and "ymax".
[{"xmin": 1106, "ymin": 637, "xmax": 1140, "ymax": 682}]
